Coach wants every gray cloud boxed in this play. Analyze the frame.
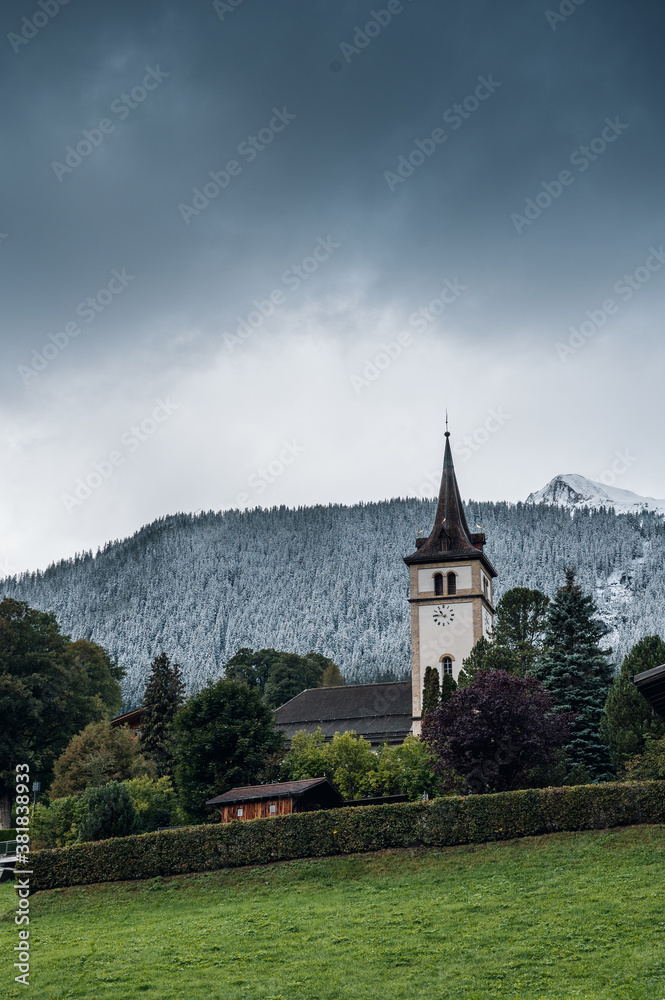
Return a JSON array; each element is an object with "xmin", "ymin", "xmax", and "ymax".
[{"xmin": 2, "ymin": 0, "xmax": 665, "ymax": 570}]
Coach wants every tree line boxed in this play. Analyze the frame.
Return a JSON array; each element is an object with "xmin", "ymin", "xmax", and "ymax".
[
  {"xmin": 2, "ymin": 568, "xmax": 665, "ymax": 846},
  {"xmin": 4, "ymin": 499, "xmax": 665, "ymax": 704}
]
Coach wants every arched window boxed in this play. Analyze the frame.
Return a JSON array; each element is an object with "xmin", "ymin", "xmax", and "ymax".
[
  {"xmin": 434, "ymin": 573, "xmax": 443, "ymax": 595},
  {"xmin": 447, "ymin": 572, "xmax": 457, "ymax": 595},
  {"xmin": 440, "ymin": 656, "xmax": 453, "ymax": 676}
]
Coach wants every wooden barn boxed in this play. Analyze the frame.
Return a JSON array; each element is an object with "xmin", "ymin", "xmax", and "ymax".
[{"xmin": 206, "ymin": 777, "xmax": 344, "ymax": 823}]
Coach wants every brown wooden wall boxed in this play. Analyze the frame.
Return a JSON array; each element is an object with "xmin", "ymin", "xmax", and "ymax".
[{"xmin": 219, "ymin": 797, "xmax": 294, "ymax": 823}]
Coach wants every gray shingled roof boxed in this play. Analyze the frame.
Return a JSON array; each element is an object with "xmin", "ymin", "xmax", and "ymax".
[
  {"xmin": 274, "ymin": 680, "xmax": 412, "ymax": 744},
  {"xmin": 206, "ymin": 777, "xmax": 342, "ymax": 806}
]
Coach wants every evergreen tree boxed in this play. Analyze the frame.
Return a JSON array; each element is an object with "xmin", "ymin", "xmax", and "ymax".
[
  {"xmin": 440, "ymin": 672, "xmax": 457, "ymax": 704},
  {"xmin": 600, "ymin": 635, "xmax": 665, "ymax": 769},
  {"xmin": 79, "ymin": 781, "xmax": 141, "ymax": 842},
  {"xmin": 141, "ymin": 653, "xmax": 186, "ymax": 777},
  {"xmin": 531, "ymin": 568, "xmax": 614, "ymax": 779},
  {"xmin": 422, "ymin": 666, "xmax": 441, "ymax": 716}
]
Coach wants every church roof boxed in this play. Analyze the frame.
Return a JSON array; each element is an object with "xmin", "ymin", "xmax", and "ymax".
[
  {"xmin": 274, "ymin": 681, "xmax": 412, "ymax": 745},
  {"xmin": 404, "ymin": 431, "xmax": 497, "ymax": 575}
]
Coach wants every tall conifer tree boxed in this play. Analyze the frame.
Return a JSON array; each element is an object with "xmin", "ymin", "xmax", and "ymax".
[
  {"xmin": 141, "ymin": 652, "xmax": 186, "ymax": 777},
  {"xmin": 422, "ymin": 666, "xmax": 441, "ymax": 717},
  {"xmin": 440, "ymin": 672, "xmax": 457, "ymax": 704},
  {"xmin": 531, "ymin": 568, "xmax": 614, "ymax": 780}
]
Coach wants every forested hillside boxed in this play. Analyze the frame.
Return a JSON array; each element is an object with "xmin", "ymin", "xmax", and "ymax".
[{"xmin": 2, "ymin": 500, "xmax": 664, "ymax": 706}]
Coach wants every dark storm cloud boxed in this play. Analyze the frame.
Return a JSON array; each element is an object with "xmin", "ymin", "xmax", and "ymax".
[
  {"xmin": 2, "ymin": 0, "xmax": 665, "ymax": 574},
  {"xmin": 3, "ymin": 0, "xmax": 664, "ymax": 394}
]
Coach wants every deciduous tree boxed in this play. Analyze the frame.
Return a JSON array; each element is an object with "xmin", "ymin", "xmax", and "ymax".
[
  {"xmin": 223, "ymin": 647, "xmax": 339, "ymax": 707},
  {"xmin": 0, "ymin": 598, "xmax": 124, "ymax": 826},
  {"xmin": 172, "ymin": 679, "xmax": 284, "ymax": 821},
  {"xmin": 281, "ymin": 729, "xmax": 437, "ymax": 800},
  {"xmin": 49, "ymin": 720, "xmax": 153, "ymax": 798},
  {"xmin": 457, "ymin": 636, "xmax": 517, "ymax": 686},
  {"xmin": 422, "ymin": 670, "xmax": 571, "ymax": 794},
  {"xmin": 493, "ymin": 586, "xmax": 551, "ymax": 674}
]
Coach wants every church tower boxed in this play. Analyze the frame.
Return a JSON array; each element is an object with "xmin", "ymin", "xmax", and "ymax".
[{"xmin": 404, "ymin": 430, "xmax": 497, "ymax": 733}]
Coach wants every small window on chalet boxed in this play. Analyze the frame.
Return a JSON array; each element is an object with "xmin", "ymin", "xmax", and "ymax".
[
  {"xmin": 269, "ymin": 804, "xmax": 277, "ymax": 814},
  {"xmin": 434, "ymin": 573, "xmax": 444, "ymax": 595},
  {"xmin": 441, "ymin": 656, "xmax": 453, "ymax": 676},
  {"xmin": 447, "ymin": 572, "xmax": 457, "ymax": 595},
  {"xmin": 483, "ymin": 576, "xmax": 489, "ymax": 595},
  {"xmin": 237, "ymin": 807, "xmax": 244, "ymax": 817}
]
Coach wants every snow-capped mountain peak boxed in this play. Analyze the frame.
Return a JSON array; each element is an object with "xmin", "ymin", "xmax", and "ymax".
[{"xmin": 526, "ymin": 473, "xmax": 665, "ymax": 516}]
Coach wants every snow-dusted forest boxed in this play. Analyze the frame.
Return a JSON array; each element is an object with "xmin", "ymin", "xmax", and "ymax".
[{"xmin": 2, "ymin": 499, "xmax": 664, "ymax": 707}]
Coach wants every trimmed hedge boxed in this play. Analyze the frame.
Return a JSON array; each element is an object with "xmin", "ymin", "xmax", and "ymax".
[{"xmin": 28, "ymin": 780, "xmax": 665, "ymax": 893}]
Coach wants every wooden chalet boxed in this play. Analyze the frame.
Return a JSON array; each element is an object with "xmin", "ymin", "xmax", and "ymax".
[
  {"xmin": 206, "ymin": 777, "xmax": 344, "ymax": 823},
  {"xmin": 110, "ymin": 706, "xmax": 144, "ymax": 737}
]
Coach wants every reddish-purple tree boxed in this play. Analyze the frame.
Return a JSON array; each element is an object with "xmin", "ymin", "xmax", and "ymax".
[{"xmin": 422, "ymin": 670, "xmax": 572, "ymax": 794}]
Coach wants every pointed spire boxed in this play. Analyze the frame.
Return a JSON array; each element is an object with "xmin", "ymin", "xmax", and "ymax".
[{"xmin": 406, "ymin": 427, "xmax": 484, "ymax": 561}]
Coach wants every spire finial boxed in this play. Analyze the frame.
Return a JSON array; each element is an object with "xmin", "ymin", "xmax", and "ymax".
[{"xmin": 445, "ymin": 410, "xmax": 450, "ymax": 438}]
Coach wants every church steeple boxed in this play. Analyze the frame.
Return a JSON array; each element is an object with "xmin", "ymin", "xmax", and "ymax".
[
  {"xmin": 404, "ymin": 430, "xmax": 491, "ymax": 565},
  {"xmin": 404, "ymin": 425, "xmax": 498, "ymax": 731}
]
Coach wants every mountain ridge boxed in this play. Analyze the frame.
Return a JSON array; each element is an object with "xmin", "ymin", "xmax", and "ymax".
[
  {"xmin": 527, "ymin": 473, "xmax": 665, "ymax": 517},
  {"xmin": 3, "ymin": 497, "xmax": 665, "ymax": 707}
]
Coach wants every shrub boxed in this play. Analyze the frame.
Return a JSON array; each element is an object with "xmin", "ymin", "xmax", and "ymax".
[
  {"xmin": 28, "ymin": 780, "xmax": 665, "ymax": 893},
  {"xmin": 373, "ymin": 736, "xmax": 439, "ymax": 800},
  {"xmin": 126, "ymin": 776, "xmax": 176, "ymax": 832},
  {"xmin": 33, "ymin": 796, "xmax": 86, "ymax": 849},
  {"xmin": 281, "ymin": 730, "xmax": 438, "ymax": 800},
  {"xmin": 622, "ymin": 737, "xmax": 665, "ymax": 780},
  {"xmin": 78, "ymin": 781, "xmax": 141, "ymax": 842},
  {"xmin": 33, "ymin": 777, "xmax": 174, "ymax": 847}
]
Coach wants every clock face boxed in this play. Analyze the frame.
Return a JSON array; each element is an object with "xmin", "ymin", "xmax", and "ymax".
[{"xmin": 432, "ymin": 604, "xmax": 455, "ymax": 628}]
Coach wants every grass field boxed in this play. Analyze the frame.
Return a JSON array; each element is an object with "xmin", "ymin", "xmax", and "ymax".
[{"xmin": 1, "ymin": 825, "xmax": 664, "ymax": 999}]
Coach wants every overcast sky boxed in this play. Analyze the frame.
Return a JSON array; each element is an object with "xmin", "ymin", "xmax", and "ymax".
[{"xmin": 2, "ymin": 0, "xmax": 664, "ymax": 574}]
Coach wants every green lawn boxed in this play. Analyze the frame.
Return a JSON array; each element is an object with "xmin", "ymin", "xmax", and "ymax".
[{"xmin": 1, "ymin": 825, "xmax": 665, "ymax": 999}]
